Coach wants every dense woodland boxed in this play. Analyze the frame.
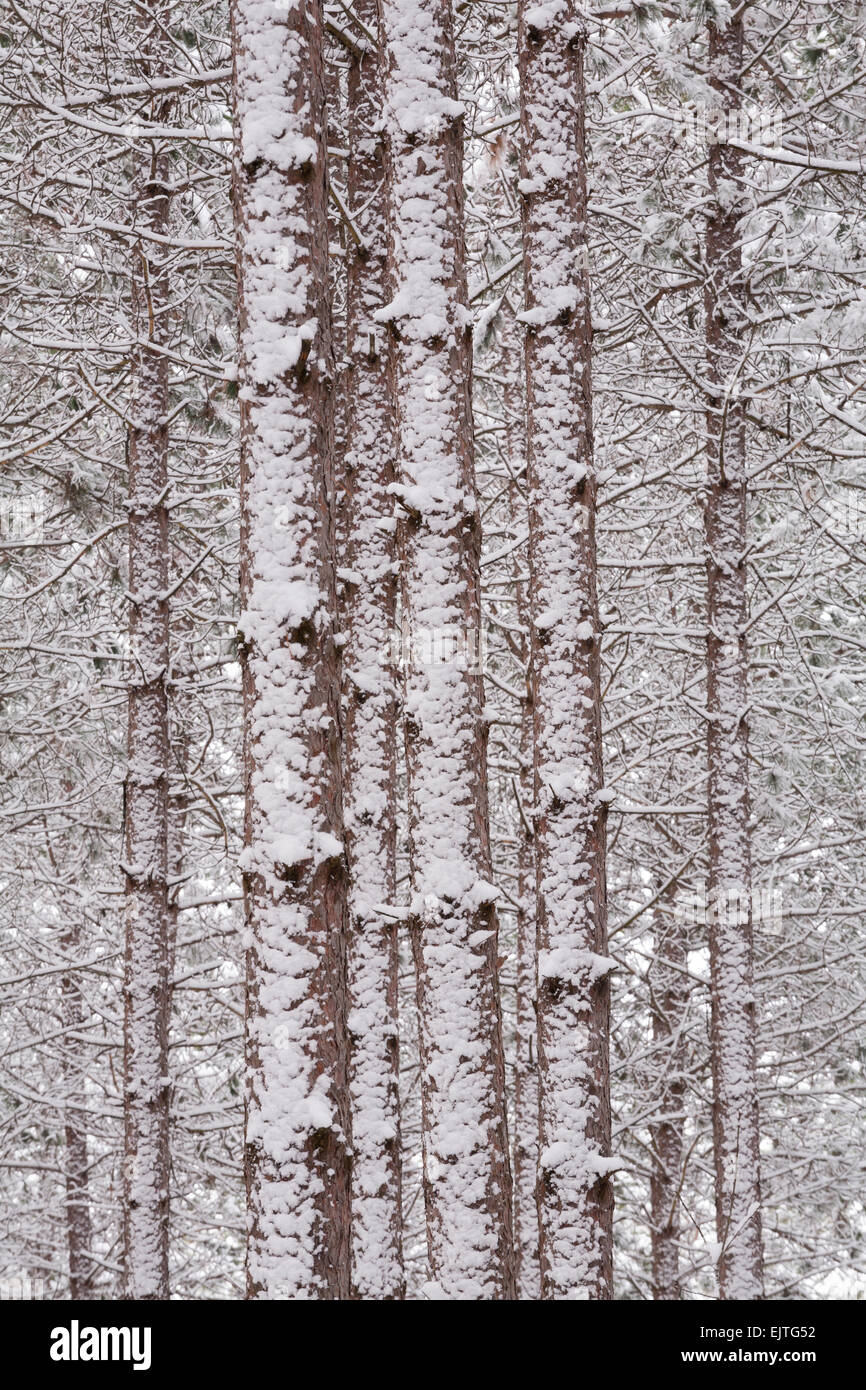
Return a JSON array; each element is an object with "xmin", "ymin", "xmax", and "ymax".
[{"xmin": 0, "ymin": 0, "xmax": 864, "ymax": 1300}]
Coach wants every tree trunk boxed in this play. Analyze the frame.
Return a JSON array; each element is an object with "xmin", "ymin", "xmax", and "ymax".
[
  {"xmin": 121, "ymin": 3, "xmax": 174, "ymax": 1300},
  {"xmin": 61, "ymin": 926, "xmax": 95, "ymax": 1299},
  {"xmin": 342, "ymin": 0, "xmax": 404, "ymax": 1300},
  {"xmin": 231, "ymin": 0, "xmax": 351, "ymax": 1299},
  {"xmin": 518, "ymin": 0, "xmax": 613, "ymax": 1299},
  {"xmin": 513, "ymin": 564, "xmax": 540, "ymax": 1302},
  {"xmin": 649, "ymin": 878, "xmax": 687, "ymax": 1300},
  {"xmin": 703, "ymin": 12, "xmax": 764, "ymax": 1301},
  {"xmin": 378, "ymin": 0, "xmax": 515, "ymax": 1299},
  {"xmin": 502, "ymin": 301, "xmax": 540, "ymax": 1301}
]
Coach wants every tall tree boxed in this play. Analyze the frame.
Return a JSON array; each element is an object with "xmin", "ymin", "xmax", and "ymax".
[
  {"xmin": 648, "ymin": 873, "xmax": 688, "ymax": 1301},
  {"xmin": 231, "ymin": 0, "xmax": 351, "ymax": 1298},
  {"xmin": 340, "ymin": 0, "xmax": 404, "ymax": 1300},
  {"xmin": 518, "ymin": 0, "xmax": 613, "ymax": 1299},
  {"xmin": 378, "ymin": 0, "xmax": 515, "ymax": 1298},
  {"xmin": 703, "ymin": 9, "xmax": 764, "ymax": 1300},
  {"xmin": 61, "ymin": 919, "xmax": 96, "ymax": 1300},
  {"xmin": 500, "ymin": 299, "xmax": 540, "ymax": 1300},
  {"xmin": 121, "ymin": 0, "xmax": 175, "ymax": 1300}
]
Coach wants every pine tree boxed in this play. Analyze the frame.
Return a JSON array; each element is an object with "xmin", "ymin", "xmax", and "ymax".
[
  {"xmin": 122, "ymin": 1, "xmax": 176, "ymax": 1300},
  {"xmin": 518, "ymin": 0, "xmax": 613, "ymax": 1299},
  {"xmin": 703, "ymin": 9, "xmax": 764, "ymax": 1300},
  {"xmin": 340, "ymin": 0, "xmax": 404, "ymax": 1300},
  {"xmin": 231, "ymin": 0, "xmax": 351, "ymax": 1299},
  {"xmin": 378, "ymin": 0, "xmax": 515, "ymax": 1298}
]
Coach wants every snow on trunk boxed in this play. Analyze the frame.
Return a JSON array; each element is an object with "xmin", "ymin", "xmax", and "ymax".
[
  {"xmin": 341, "ymin": 0, "xmax": 404, "ymax": 1301},
  {"xmin": 231, "ymin": 0, "xmax": 351, "ymax": 1299},
  {"xmin": 501, "ymin": 302, "xmax": 541, "ymax": 1300},
  {"xmin": 62, "ymin": 923, "xmax": 95, "ymax": 1299},
  {"xmin": 703, "ymin": 12, "xmax": 764, "ymax": 1302},
  {"xmin": 518, "ymin": 0, "xmax": 613, "ymax": 1299},
  {"xmin": 378, "ymin": 0, "xmax": 515, "ymax": 1299},
  {"xmin": 121, "ymin": 8, "xmax": 174, "ymax": 1299},
  {"xmin": 649, "ymin": 881, "xmax": 687, "ymax": 1301}
]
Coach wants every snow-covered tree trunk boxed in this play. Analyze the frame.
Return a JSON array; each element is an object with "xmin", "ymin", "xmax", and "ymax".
[
  {"xmin": 378, "ymin": 0, "xmax": 515, "ymax": 1299},
  {"xmin": 232, "ymin": 0, "xmax": 351, "ymax": 1299},
  {"xmin": 513, "ymin": 568, "xmax": 540, "ymax": 1301},
  {"xmin": 341, "ymin": 0, "xmax": 404, "ymax": 1300},
  {"xmin": 649, "ymin": 883, "xmax": 687, "ymax": 1301},
  {"xmin": 501, "ymin": 303, "xmax": 540, "ymax": 1301},
  {"xmin": 703, "ymin": 12, "xmax": 764, "ymax": 1301},
  {"xmin": 518, "ymin": 0, "xmax": 613, "ymax": 1300},
  {"xmin": 61, "ymin": 926, "xmax": 95, "ymax": 1299},
  {"xmin": 121, "ymin": 7, "xmax": 174, "ymax": 1299}
]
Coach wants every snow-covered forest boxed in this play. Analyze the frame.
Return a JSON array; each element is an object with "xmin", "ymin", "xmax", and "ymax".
[{"xmin": 0, "ymin": 0, "xmax": 864, "ymax": 1302}]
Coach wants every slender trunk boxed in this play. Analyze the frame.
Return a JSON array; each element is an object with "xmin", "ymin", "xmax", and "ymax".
[
  {"xmin": 121, "ymin": 3, "xmax": 174, "ymax": 1300},
  {"xmin": 502, "ymin": 303, "xmax": 540, "ymax": 1300},
  {"xmin": 326, "ymin": 41, "xmax": 348, "ymax": 485},
  {"xmin": 513, "ymin": 577, "xmax": 540, "ymax": 1301},
  {"xmin": 649, "ymin": 879, "xmax": 687, "ymax": 1300},
  {"xmin": 61, "ymin": 926, "xmax": 95, "ymax": 1299},
  {"xmin": 518, "ymin": 2, "xmax": 613, "ymax": 1299},
  {"xmin": 231, "ymin": 0, "xmax": 351, "ymax": 1299},
  {"xmin": 703, "ymin": 13, "xmax": 764, "ymax": 1300},
  {"xmin": 342, "ymin": 0, "xmax": 404, "ymax": 1300},
  {"xmin": 167, "ymin": 636, "xmax": 191, "ymax": 991},
  {"xmin": 378, "ymin": 0, "xmax": 515, "ymax": 1299}
]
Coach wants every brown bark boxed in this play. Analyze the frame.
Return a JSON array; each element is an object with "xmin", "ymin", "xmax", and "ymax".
[
  {"xmin": 61, "ymin": 925, "xmax": 96, "ymax": 1299},
  {"xmin": 649, "ymin": 879, "xmax": 687, "ymax": 1301},
  {"xmin": 502, "ymin": 301, "xmax": 540, "ymax": 1300},
  {"xmin": 121, "ymin": 5, "xmax": 174, "ymax": 1299},
  {"xmin": 519, "ymin": 1, "xmax": 613, "ymax": 1299},
  {"xmin": 379, "ymin": 0, "xmax": 515, "ymax": 1297},
  {"xmin": 704, "ymin": 12, "xmax": 764, "ymax": 1301},
  {"xmin": 232, "ymin": 0, "xmax": 351, "ymax": 1299},
  {"xmin": 341, "ymin": 0, "xmax": 404, "ymax": 1300}
]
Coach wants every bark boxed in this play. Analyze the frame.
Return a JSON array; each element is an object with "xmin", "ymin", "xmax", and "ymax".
[
  {"xmin": 231, "ymin": 0, "xmax": 351, "ymax": 1299},
  {"xmin": 502, "ymin": 302, "xmax": 540, "ymax": 1301},
  {"xmin": 518, "ymin": 1, "xmax": 613, "ymax": 1299},
  {"xmin": 121, "ymin": 3, "xmax": 174, "ymax": 1300},
  {"xmin": 513, "ymin": 567, "xmax": 540, "ymax": 1302},
  {"xmin": 703, "ymin": 12, "xmax": 764, "ymax": 1301},
  {"xmin": 378, "ymin": 0, "xmax": 515, "ymax": 1299},
  {"xmin": 61, "ymin": 926, "xmax": 96, "ymax": 1299},
  {"xmin": 649, "ymin": 879, "xmax": 687, "ymax": 1301},
  {"xmin": 341, "ymin": 0, "xmax": 404, "ymax": 1300}
]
